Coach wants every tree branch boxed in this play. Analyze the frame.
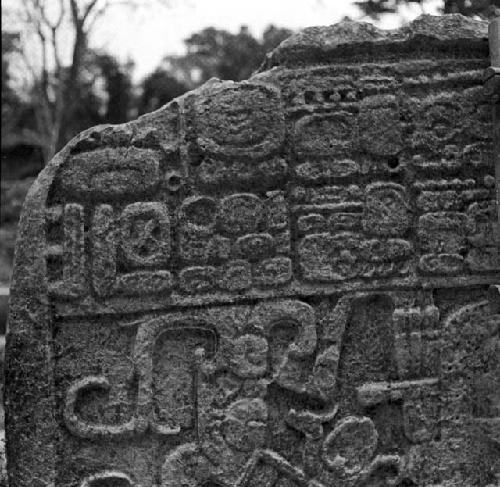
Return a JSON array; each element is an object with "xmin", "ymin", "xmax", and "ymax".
[{"xmin": 82, "ymin": 0, "xmax": 101, "ymax": 23}]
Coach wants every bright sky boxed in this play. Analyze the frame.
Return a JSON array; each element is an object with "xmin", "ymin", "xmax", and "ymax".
[{"xmin": 91, "ymin": 0, "xmax": 442, "ymax": 81}]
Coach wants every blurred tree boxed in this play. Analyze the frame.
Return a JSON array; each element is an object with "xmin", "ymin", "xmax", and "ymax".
[
  {"xmin": 91, "ymin": 52, "xmax": 135, "ymax": 123},
  {"xmin": 177, "ymin": 26, "xmax": 260, "ymax": 83},
  {"xmin": 261, "ymin": 25, "xmax": 295, "ymax": 54},
  {"xmin": 1, "ymin": 29, "xmax": 44, "ymax": 177},
  {"xmin": 138, "ymin": 68, "xmax": 188, "ymax": 115},
  {"xmin": 168, "ymin": 25, "xmax": 292, "ymax": 86},
  {"xmin": 14, "ymin": 0, "xmax": 101, "ymax": 161},
  {"xmin": 12, "ymin": 0, "xmax": 170, "ymax": 163},
  {"xmin": 140, "ymin": 24, "xmax": 292, "ymax": 113},
  {"xmin": 2, "ymin": 32, "xmax": 22, "ymax": 139},
  {"xmin": 440, "ymin": 0, "xmax": 499, "ymax": 16},
  {"xmin": 355, "ymin": 0, "xmax": 500, "ymax": 19},
  {"xmin": 2, "ymin": 44, "xmax": 134, "ymax": 176},
  {"xmin": 185, "ymin": 24, "xmax": 292, "ymax": 82}
]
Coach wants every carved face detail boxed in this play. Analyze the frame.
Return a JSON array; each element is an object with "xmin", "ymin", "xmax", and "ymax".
[
  {"xmin": 195, "ymin": 84, "xmax": 285, "ymax": 158},
  {"xmin": 362, "ymin": 182, "xmax": 410, "ymax": 237},
  {"xmin": 229, "ymin": 334, "xmax": 269, "ymax": 378},
  {"xmin": 120, "ymin": 202, "xmax": 171, "ymax": 267}
]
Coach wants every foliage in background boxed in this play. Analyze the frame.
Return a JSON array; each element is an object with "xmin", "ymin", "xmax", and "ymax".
[
  {"xmin": 138, "ymin": 68, "xmax": 188, "ymax": 115},
  {"xmin": 0, "ymin": 179, "xmax": 35, "ymax": 286},
  {"xmin": 182, "ymin": 24, "xmax": 292, "ymax": 84},
  {"xmin": 356, "ymin": 0, "xmax": 500, "ymax": 19},
  {"xmin": 1, "ymin": 32, "xmax": 22, "ymax": 139},
  {"xmin": 2, "ymin": 0, "xmax": 169, "ymax": 163},
  {"xmin": 12, "ymin": 0, "xmax": 115, "ymax": 162},
  {"xmin": 140, "ymin": 25, "xmax": 292, "ymax": 113}
]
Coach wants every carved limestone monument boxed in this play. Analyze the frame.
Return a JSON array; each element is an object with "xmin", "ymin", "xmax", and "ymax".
[{"xmin": 5, "ymin": 14, "xmax": 500, "ymax": 487}]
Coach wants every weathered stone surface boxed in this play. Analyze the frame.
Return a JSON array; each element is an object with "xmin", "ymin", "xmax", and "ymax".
[{"xmin": 5, "ymin": 14, "xmax": 500, "ymax": 487}]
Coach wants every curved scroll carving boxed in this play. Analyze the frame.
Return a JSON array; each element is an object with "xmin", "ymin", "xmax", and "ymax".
[
  {"xmin": 64, "ymin": 376, "xmax": 147, "ymax": 439},
  {"xmin": 322, "ymin": 416, "xmax": 378, "ymax": 476},
  {"xmin": 120, "ymin": 202, "xmax": 171, "ymax": 267},
  {"xmin": 64, "ymin": 319, "xmax": 218, "ymax": 440}
]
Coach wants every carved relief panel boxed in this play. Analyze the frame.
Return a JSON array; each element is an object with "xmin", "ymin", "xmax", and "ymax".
[
  {"xmin": 53, "ymin": 297, "xmax": 403, "ymax": 485},
  {"xmin": 53, "ymin": 288, "xmax": 500, "ymax": 486},
  {"xmin": 5, "ymin": 14, "xmax": 500, "ymax": 487}
]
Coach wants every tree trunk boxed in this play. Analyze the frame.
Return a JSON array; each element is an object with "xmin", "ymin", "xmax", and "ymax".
[{"xmin": 54, "ymin": 19, "xmax": 87, "ymax": 155}]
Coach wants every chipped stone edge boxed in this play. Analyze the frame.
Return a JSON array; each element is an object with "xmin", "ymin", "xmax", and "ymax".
[{"xmin": 259, "ymin": 14, "xmax": 489, "ymax": 70}]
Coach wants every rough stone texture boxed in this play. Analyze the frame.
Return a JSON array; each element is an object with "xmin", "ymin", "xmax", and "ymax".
[{"xmin": 5, "ymin": 14, "xmax": 500, "ymax": 487}]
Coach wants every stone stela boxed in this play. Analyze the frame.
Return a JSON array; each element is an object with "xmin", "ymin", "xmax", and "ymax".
[{"xmin": 5, "ymin": 14, "xmax": 500, "ymax": 487}]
